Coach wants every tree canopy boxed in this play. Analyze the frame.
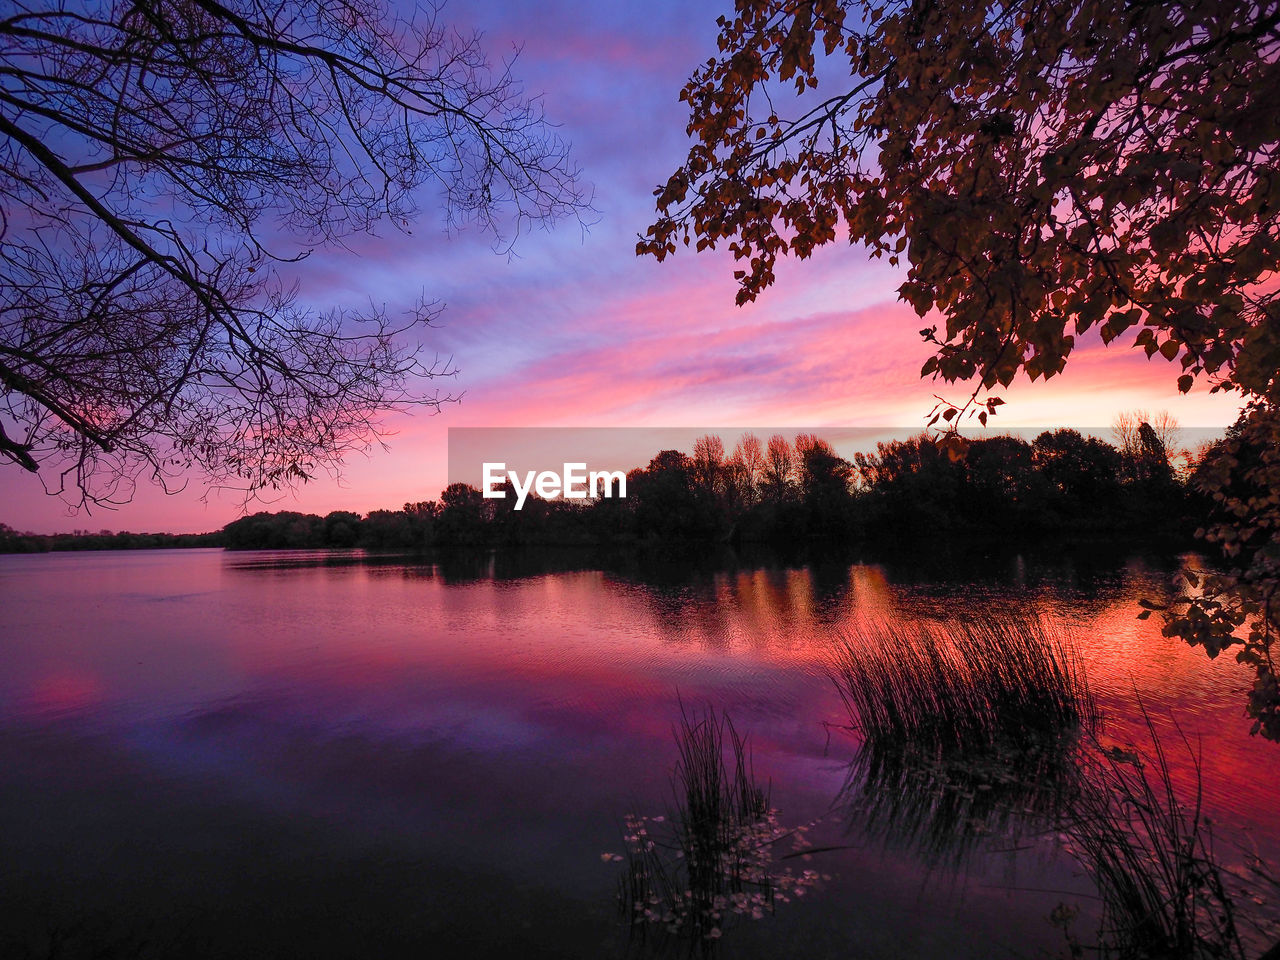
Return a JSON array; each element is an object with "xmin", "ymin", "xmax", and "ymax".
[
  {"xmin": 0, "ymin": 0, "xmax": 587, "ymax": 505},
  {"xmin": 641, "ymin": 0, "xmax": 1279, "ymax": 417}
]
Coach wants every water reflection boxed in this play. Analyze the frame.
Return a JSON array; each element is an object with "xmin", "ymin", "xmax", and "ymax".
[
  {"xmin": 837, "ymin": 737, "xmax": 1078, "ymax": 871},
  {"xmin": 0, "ymin": 546, "xmax": 1276, "ymax": 960}
]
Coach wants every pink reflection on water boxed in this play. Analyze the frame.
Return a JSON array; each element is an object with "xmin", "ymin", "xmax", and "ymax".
[
  {"xmin": 22, "ymin": 671, "xmax": 105, "ymax": 717},
  {"xmin": 1, "ymin": 547, "xmax": 1276, "ymax": 864}
]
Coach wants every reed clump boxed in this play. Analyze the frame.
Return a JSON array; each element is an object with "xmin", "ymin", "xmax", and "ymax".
[
  {"xmin": 1059, "ymin": 717, "xmax": 1248, "ymax": 960},
  {"xmin": 829, "ymin": 613, "xmax": 1097, "ymax": 867},
  {"xmin": 829, "ymin": 613, "xmax": 1099, "ymax": 754},
  {"xmin": 612, "ymin": 706, "xmax": 824, "ymax": 944}
]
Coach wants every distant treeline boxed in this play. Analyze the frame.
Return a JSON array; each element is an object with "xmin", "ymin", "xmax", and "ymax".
[
  {"xmin": 0, "ymin": 424, "xmax": 1212, "ymax": 553},
  {"xmin": 0, "ymin": 526, "xmax": 221, "ymax": 553}
]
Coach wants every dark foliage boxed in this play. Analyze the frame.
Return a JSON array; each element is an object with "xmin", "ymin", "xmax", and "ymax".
[
  {"xmin": 0, "ymin": 521, "xmax": 219, "ymax": 552},
  {"xmin": 2, "ymin": 423, "xmax": 1212, "ymax": 552},
  {"xmin": 615, "ymin": 428, "xmax": 1201, "ymax": 545}
]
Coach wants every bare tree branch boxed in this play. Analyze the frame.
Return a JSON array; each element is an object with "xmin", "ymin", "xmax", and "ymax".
[{"xmin": 0, "ymin": 0, "xmax": 590, "ymax": 508}]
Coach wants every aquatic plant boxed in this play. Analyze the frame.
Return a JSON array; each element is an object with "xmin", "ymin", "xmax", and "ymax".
[
  {"xmin": 1057, "ymin": 716, "xmax": 1248, "ymax": 960},
  {"xmin": 829, "ymin": 612, "xmax": 1097, "ymax": 868},
  {"xmin": 605, "ymin": 706, "xmax": 826, "ymax": 945},
  {"xmin": 829, "ymin": 613, "xmax": 1099, "ymax": 753}
]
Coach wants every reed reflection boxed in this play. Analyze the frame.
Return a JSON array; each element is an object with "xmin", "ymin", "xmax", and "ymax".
[
  {"xmin": 838, "ymin": 727, "xmax": 1082, "ymax": 870},
  {"xmin": 829, "ymin": 613, "xmax": 1098, "ymax": 870}
]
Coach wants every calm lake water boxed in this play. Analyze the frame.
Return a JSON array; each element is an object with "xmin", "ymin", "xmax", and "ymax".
[{"xmin": 1, "ymin": 546, "xmax": 1277, "ymax": 958}]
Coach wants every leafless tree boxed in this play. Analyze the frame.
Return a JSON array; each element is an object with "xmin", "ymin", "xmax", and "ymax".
[
  {"xmin": 762, "ymin": 433, "xmax": 793, "ymax": 498},
  {"xmin": 1112, "ymin": 411, "xmax": 1144, "ymax": 464},
  {"xmin": 732, "ymin": 431, "xmax": 764, "ymax": 500},
  {"xmin": 1114, "ymin": 410, "xmax": 1182, "ymax": 480},
  {"xmin": 690, "ymin": 433, "xmax": 724, "ymax": 494},
  {"xmin": 0, "ymin": 0, "xmax": 588, "ymax": 506}
]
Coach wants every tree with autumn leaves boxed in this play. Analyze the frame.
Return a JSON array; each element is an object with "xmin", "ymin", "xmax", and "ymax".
[{"xmin": 641, "ymin": 0, "xmax": 1280, "ymax": 738}]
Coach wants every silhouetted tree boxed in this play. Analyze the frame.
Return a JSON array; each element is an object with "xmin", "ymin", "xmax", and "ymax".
[
  {"xmin": 0, "ymin": 522, "xmax": 47, "ymax": 552},
  {"xmin": 794, "ymin": 433, "xmax": 854, "ymax": 535},
  {"xmin": 222, "ymin": 510, "xmax": 322, "ymax": 548},
  {"xmin": 691, "ymin": 434, "xmax": 726, "ymax": 497},
  {"xmin": 1163, "ymin": 404, "xmax": 1280, "ymax": 740},
  {"xmin": 188, "ymin": 428, "xmax": 1204, "ymax": 558},
  {"xmin": 1114, "ymin": 411, "xmax": 1179, "ymax": 486},
  {"xmin": 733, "ymin": 433, "xmax": 766, "ymax": 504},
  {"xmin": 320, "ymin": 511, "xmax": 360, "ymax": 548},
  {"xmin": 1134, "ymin": 423, "xmax": 1174, "ymax": 485},
  {"xmin": 361, "ymin": 508, "xmax": 425, "ymax": 549},
  {"xmin": 0, "ymin": 0, "xmax": 587, "ymax": 506},
  {"xmin": 643, "ymin": 0, "xmax": 1278, "ymax": 412},
  {"xmin": 854, "ymin": 435, "xmax": 966, "ymax": 535},
  {"xmin": 963, "ymin": 435, "xmax": 1035, "ymax": 516},
  {"xmin": 719, "ymin": 451, "xmax": 753, "ymax": 516},
  {"xmin": 435, "ymin": 482, "xmax": 489, "ymax": 547},
  {"xmin": 1031, "ymin": 429, "xmax": 1124, "ymax": 521},
  {"xmin": 642, "ymin": 0, "xmax": 1280, "ymax": 737},
  {"xmin": 630, "ymin": 449, "xmax": 726, "ymax": 541}
]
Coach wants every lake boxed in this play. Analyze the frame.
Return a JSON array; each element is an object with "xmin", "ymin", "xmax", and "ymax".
[{"xmin": 1, "ymin": 546, "xmax": 1277, "ymax": 958}]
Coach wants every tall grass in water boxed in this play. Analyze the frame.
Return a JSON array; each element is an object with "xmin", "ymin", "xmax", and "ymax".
[
  {"xmin": 828, "ymin": 613, "xmax": 1265, "ymax": 955},
  {"xmin": 1060, "ymin": 715, "xmax": 1248, "ymax": 960},
  {"xmin": 615, "ymin": 706, "xmax": 823, "ymax": 945},
  {"xmin": 830, "ymin": 613, "xmax": 1098, "ymax": 752},
  {"xmin": 829, "ymin": 613, "xmax": 1097, "ymax": 866},
  {"xmin": 672, "ymin": 705, "xmax": 770, "ymax": 899}
]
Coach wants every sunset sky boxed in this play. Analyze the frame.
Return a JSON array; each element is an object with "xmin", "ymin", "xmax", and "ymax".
[{"xmin": 0, "ymin": 0, "xmax": 1248, "ymax": 534}]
